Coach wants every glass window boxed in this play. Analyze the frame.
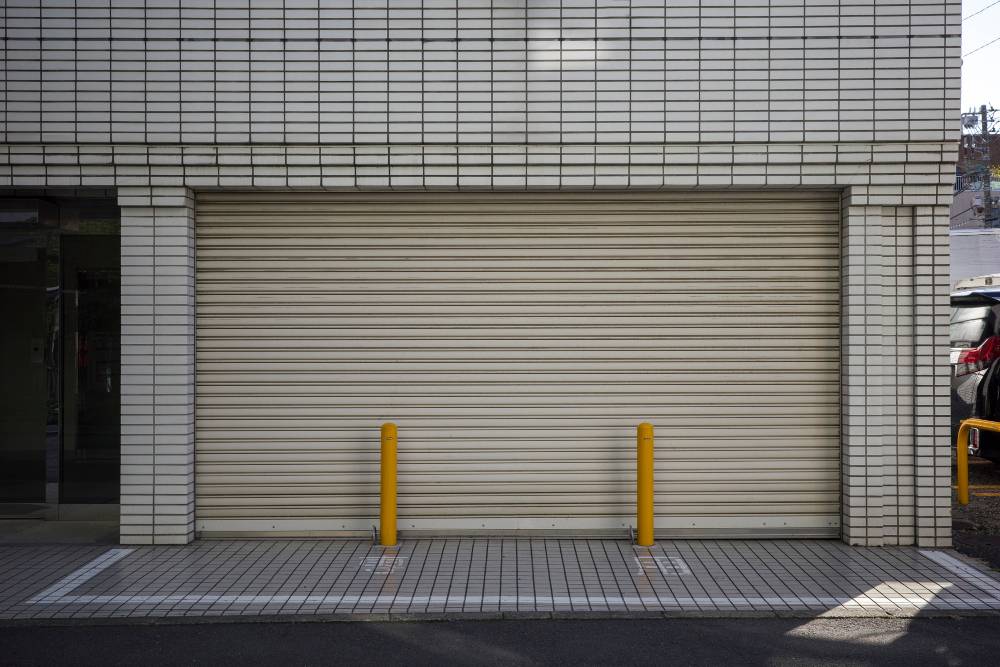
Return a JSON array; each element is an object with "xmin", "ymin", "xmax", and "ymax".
[
  {"xmin": 952, "ymin": 306, "xmax": 991, "ymax": 323},
  {"xmin": 0, "ymin": 197, "xmax": 120, "ymax": 508},
  {"xmin": 950, "ymin": 306, "xmax": 994, "ymax": 348}
]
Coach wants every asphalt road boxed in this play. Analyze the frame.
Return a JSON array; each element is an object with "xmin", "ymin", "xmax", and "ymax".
[{"xmin": 2, "ymin": 618, "xmax": 998, "ymax": 667}]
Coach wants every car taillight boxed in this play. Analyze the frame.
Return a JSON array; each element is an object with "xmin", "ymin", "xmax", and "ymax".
[{"xmin": 956, "ymin": 336, "xmax": 1000, "ymax": 376}]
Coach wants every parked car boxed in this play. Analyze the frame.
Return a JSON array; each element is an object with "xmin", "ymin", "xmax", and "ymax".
[{"xmin": 952, "ymin": 284, "xmax": 1000, "ymax": 461}]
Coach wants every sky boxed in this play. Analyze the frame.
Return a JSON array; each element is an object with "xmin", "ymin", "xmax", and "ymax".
[{"xmin": 962, "ymin": 0, "xmax": 1000, "ymax": 111}]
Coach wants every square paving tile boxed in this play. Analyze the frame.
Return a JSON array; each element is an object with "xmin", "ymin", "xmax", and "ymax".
[{"xmin": 2, "ymin": 539, "xmax": 1000, "ymax": 619}]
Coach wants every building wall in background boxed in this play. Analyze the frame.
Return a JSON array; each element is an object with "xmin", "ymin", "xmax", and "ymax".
[{"xmin": 951, "ymin": 230, "xmax": 1000, "ymax": 285}]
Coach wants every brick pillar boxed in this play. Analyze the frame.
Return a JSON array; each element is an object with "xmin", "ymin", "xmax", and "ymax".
[
  {"xmin": 913, "ymin": 204, "xmax": 952, "ymax": 548},
  {"xmin": 841, "ymin": 194, "xmax": 884, "ymax": 546},
  {"xmin": 119, "ymin": 186, "xmax": 195, "ymax": 545},
  {"xmin": 881, "ymin": 206, "xmax": 916, "ymax": 545}
]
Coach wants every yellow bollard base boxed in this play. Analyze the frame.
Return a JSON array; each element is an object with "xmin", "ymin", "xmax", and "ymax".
[{"xmin": 631, "ymin": 543, "xmax": 657, "ymax": 550}]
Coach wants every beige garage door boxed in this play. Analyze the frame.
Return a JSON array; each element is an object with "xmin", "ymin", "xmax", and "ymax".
[{"xmin": 194, "ymin": 192, "xmax": 841, "ymax": 537}]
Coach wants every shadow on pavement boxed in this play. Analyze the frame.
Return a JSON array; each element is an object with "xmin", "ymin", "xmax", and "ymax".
[
  {"xmin": 0, "ymin": 520, "xmax": 118, "ymax": 545},
  {"xmin": 953, "ymin": 455, "xmax": 1000, "ymax": 569},
  {"xmin": 0, "ymin": 616, "xmax": 997, "ymax": 667}
]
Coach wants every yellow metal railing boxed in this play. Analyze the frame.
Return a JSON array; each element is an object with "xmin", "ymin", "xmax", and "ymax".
[{"xmin": 957, "ymin": 418, "xmax": 1000, "ymax": 504}]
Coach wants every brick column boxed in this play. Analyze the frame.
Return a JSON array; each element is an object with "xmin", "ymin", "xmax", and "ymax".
[
  {"xmin": 913, "ymin": 204, "xmax": 952, "ymax": 548},
  {"xmin": 841, "ymin": 193, "xmax": 884, "ymax": 545},
  {"xmin": 119, "ymin": 186, "xmax": 195, "ymax": 545},
  {"xmin": 881, "ymin": 206, "xmax": 916, "ymax": 545}
]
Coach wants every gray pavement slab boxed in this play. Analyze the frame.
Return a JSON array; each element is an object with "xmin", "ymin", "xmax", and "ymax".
[{"xmin": 2, "ymin": 539, "xmax": 1000, "ymax": 621}]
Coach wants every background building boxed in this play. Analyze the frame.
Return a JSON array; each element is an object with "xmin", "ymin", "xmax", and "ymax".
[
  {"xmin": 0, "ymin": 1, "xmax": 959, "ymax": 547},
  {"xmin": 950, "ymin": 108, "xmax": 1000, "ymax": 286}
]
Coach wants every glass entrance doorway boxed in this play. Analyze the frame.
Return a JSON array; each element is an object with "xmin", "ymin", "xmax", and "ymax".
[{"xmin": 0, "ymin": 197, "xmax": 121, "ymax": 513}]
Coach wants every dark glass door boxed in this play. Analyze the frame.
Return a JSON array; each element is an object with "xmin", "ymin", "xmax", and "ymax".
[
  {"xmin": 0, "ymin": 242, "xmax": 48, "ymax": 502},
  {"xmin": 0, "ymin": 199, "xmax": 121, "ymax": 510},
  {"xmin": 60, "ymin": 236, "xmax": 121, "ymax": 504}
]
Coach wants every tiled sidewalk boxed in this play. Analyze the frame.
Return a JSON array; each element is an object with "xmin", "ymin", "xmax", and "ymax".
[{"xmin": 2, "ymin": 539, "xmax": 1000, "ymax": 620}]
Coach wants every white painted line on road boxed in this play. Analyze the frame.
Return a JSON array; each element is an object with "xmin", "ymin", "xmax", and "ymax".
[
  {"xmin": 17, "ymin": 549, "xmax": 1000, "ymax": 614},
  {"xmin": 919, "ymin": 550, "xmax": 1000, "ymax": 594},
  {"xmin": 28, "ymin": 549, "xmax": 134, "ymax": 604},
  {"xmin": 23, "ymin": 593, "xmax": 856, "ymax": 609}
]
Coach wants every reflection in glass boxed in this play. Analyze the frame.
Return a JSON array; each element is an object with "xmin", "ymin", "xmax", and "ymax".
[
  {"xmin": 0, "ymin": 237, "xmax": 48, "ymax": 502},
  {"xmin": 61, "ymin": 237, "xmax": 121, "ymax": 503},
  {"xmin": 0, "ymin": 198, "xmax": 120, "ymax": 507}
]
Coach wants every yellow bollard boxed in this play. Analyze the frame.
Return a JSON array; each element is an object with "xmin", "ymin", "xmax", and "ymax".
[
  {"xmin": 381, "ymin": 422, "xmax": 397, "ymax": 546},
  {"xmin": 637, "ymin": 423, "xmax": 654, "ymax": 546},
  {"xmin": 957, "ymin": 418, "xmax": 1000, "ymax": 506}
]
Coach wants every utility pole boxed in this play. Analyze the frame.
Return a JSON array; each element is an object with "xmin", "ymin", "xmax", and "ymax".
[{"xmin": 983, "ymin": 105, "xmax": 995, "ymax": 228}]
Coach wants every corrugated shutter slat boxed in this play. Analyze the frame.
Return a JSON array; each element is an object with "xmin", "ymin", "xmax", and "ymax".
[{"xmin": 195, "ymin": 192, "xmax": 840, "ymax": 537}]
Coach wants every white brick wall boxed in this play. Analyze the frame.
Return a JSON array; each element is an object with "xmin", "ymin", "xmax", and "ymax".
[
  {"xmin": 1, "ymin": 1, "xmax": 960, "ymax": 146},
  {"xmin": 0, "ymin": 0, "xmax": 960, "ymax": 546}
]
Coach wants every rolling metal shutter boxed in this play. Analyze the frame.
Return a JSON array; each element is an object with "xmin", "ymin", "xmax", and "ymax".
[{"xmin": 195, "ymin": 192, "xmax": 840, "ymax": 537}]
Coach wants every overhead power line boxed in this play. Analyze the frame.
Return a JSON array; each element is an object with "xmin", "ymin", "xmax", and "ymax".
[
  {"xmin": 966, "ymin": 36, "xmax": 1000, "ymax": 58},
  {"xmin": 965, "ymin": 0, "xmax": 1000, "ymax": 21}
]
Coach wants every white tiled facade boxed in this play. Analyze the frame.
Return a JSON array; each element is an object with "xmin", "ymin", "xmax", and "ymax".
[{"xmin": 0, "ymin": 1, "xmax": 958, "ymax": 546}]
